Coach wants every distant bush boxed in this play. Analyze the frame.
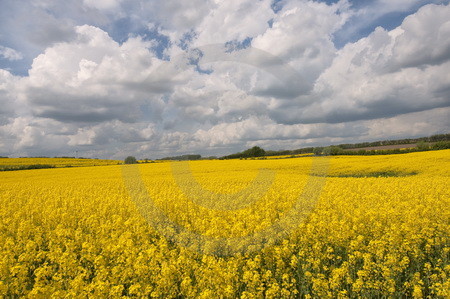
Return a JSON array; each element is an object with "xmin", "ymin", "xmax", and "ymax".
[
  {"xmin": 321, "ymin": 146, "xmax": 344, "ymax": 156},
  {"xmin": 416, "ymin": 141, "xmax": 429, "ymax": 151},
  {"xmin": 141, "ymin": 159, "xmax": 156, "ymax": 163},
  {"xmin": 0, "ymin": 164, "xmax": 56, "ymax": 171},
  {"xmin": 431, "ymin": 141, "xmax": 450, "ymax": 150},
  {"xmin": 124, "ymin": 156, "xmax": 137, "ymax": 164},
  {"xmin": 160, "ymin": 154, "xmax": 201, "ymax": 161},
  {"xmin": 313, "ymin": 147, "xmax": 324, "ymax": 156},
  {"xmin": 242, "ymin": 146, "xmax": 266, "ymax": 158}
]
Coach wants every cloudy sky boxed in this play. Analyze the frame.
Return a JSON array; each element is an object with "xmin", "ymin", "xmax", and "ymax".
[{"xmin": 0, "ymin": 0, "xmax": 449, "ymax": 159}]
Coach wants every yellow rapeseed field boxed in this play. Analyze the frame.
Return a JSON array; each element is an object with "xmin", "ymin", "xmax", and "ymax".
[
  {"xmin": 0, "ymin": 157, "xmax": 121, "ymax": 169},
  {"xmin": 0, "ymin": 150, "xmax": 449, "ymax": 298}
]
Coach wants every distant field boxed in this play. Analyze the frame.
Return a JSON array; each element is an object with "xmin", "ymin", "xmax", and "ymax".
[
  {"xmin": 263, "ymin": 153, "xmax": 313, "ymax": 159},
  {"xmin": 0, "ymin": 157, "xmax": 121, "ymax": 171},
  {"xmin": 344, "ymin": 143, "xmax": 418, "ymax": 151}
]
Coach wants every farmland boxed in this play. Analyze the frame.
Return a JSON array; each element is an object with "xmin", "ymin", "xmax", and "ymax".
[
  {"xmin": 0, "ymin": 150, "xmax": 449, "ymax": 297},
  {"xmin": 0, "ymin": 158, "xmax": 122, "ymax": 171}
]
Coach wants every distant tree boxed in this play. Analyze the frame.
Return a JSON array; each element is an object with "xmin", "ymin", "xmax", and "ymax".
[
  {"xmin": 322, "ymin": 146, "xmax": 343, "ymax": 156},
  {"xmin": 357, "ymin": 149, "xmax": 366, "ymax": 155},
  {"xmin": 416, "ymin": 141, "xmax": 429, "ymax": 151},
  {"xmin": 432, "ymin": 141, "xmax": 450, "ymax": 150},
  {"xmin": 124, "ymin": 156, "xmax": 137, "ymax": 164},
  {"xmin": 313, "ymin": 147, "xmax": 324, "ymax": 156},
  {"xmin": 243, "ymin": 146, "xmax": 266, "ymax": 157}
]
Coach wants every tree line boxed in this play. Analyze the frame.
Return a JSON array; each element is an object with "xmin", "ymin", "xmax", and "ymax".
[{"xmin": 124, "ymin": 133, "xmax": 450, "ymax": 162}]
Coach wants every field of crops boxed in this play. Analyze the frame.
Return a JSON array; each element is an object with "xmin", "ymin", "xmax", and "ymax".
[
  {"xmin": 0, "ymin": 157, "xmax": 122, "ymax": 171},
  {"xmin": 0, "ymin": 150, "xmax": 449, "ymax": 297}
]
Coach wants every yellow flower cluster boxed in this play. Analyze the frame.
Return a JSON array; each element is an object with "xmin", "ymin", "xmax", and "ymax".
[{"xmin": 0, "ymin": 150, "xmax": 448, "ymax": 297}]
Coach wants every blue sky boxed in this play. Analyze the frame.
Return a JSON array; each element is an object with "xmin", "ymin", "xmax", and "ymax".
[{"xmin": 0, "ymin": 0, "xmax": 449, "ymax": 158}]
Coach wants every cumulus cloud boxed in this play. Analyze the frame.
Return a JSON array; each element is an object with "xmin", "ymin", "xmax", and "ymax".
[
  {"xmin": 391, "ymin": 3, "xmax": 450, "ymax": 68},
  {"xmin": 253, "ymin": 0, "xmax": 350, "ymax": 67},
  {"xmin": 25, "ymin": 25, "xmax": 162, "ymax": 123},
  {"xmin": 275, "ymin": 3, "xmax": 450, "ymax": 124},
  {"xmin": 191, "ymin": 0, "xmax": 274, "ymax": 46},
  {"xmin": 332, "ymin": 0, "xmax": 448, "ymax": 45}
]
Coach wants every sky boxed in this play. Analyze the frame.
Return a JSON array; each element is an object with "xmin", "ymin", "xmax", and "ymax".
[{"xmin": 0, "ymin": 0, "xmax": 449, "ymax": 159}]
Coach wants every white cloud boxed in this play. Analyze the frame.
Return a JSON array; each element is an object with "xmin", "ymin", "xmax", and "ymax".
[
  {"xmin": 275, "ymin": 3, "xmax": 450, "ymax": 124},
  {"xmin": 145, "ymin": 0, "xmax": 216, "ymax": 40},
  {"xmin": 68, "ymin": 120, "xmax": 157, "ymax": 146},
  {"xmin": 332, "ymin": 0, "xmax": 448, "ymax": 45},
  {"xmin": 0, "ymin": 116, "xmax": 73, "ymax": 156},
  {"xmin": 391, "ymin": 3, "xmax": 450, "ymax": 68},
  {"xmin": 252, "ymin": 0, "xmax": 351, "ymax": 93},
  {"xmin": 365, "ymin": 107, "xmax": 450, "ymax": 140},
  {"xmin": 0, "ymin": 69, "xmax": 18, "ymax": 125},
  {"xmin": 25, "ymin": 25, "xmax": 162, "ymax": 123},
  {"xmin": 83, "ymin": 0, "xmax": 123, "ymax": 11},
  {"xmin": 192, "ymin": 0, "xmax": 274, "ymax": 46},
  {"xmin": 0, "ymin": 45, "xmax": 23, "ymax": 61}
]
